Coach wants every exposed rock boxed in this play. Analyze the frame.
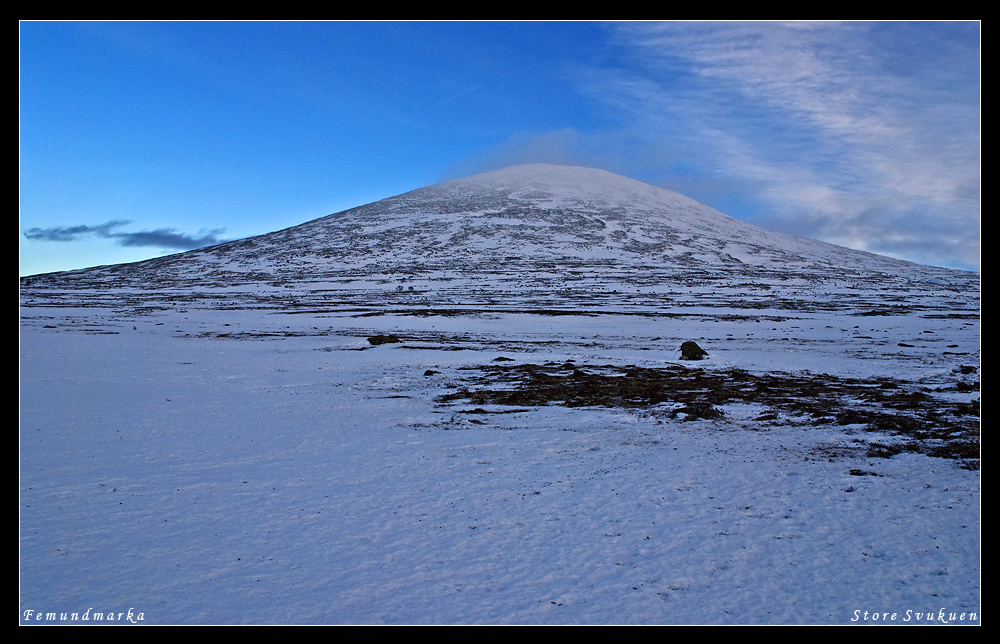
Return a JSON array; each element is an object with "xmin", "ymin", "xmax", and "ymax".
[
  {"xmin": 368, "ymin": 334, "xmax": 401, "ymax": 346},
  {"xmin": 680, "ymin": 341, "xmax": 708, "ymax": 360},
  {"xmin": 668, "ymin": 402, "xmax": 724, "ymax": 421}
]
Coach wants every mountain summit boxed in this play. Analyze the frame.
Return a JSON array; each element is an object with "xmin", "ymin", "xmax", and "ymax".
[{"xmin": 21, "ymin": 164, "xmax": 976, "ymax": 315}]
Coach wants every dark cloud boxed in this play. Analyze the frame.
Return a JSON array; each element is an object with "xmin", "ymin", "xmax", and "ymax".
[
  {"xmin": 23, "ymin": 220, "xmax": 132, "ymax": 242},
  {"xmin": 23, "ymin": 220, "xmax": 227, "ymax": 250},
  {"xmin": 112, "ymin": 228, "xmax": 227, "ymax": 249}
]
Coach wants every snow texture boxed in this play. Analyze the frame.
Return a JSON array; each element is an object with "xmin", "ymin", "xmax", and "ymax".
[{"xmin": 20, "ymin": 164, "xmax": 980, "ymax": 625}]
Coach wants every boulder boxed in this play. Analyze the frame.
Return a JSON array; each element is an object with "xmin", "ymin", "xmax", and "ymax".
[{"xmin": 680, "ymin": 340, "xmax": 707, "ymax": 360}]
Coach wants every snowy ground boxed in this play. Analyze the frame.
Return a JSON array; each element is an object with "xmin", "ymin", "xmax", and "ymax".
[{"xmin": 19, "ymin": 301, "xmax": 980, "ymax": 625}]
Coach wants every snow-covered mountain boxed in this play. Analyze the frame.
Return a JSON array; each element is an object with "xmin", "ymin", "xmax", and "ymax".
[
  {"xmin": 19, "ymin": 164, "xmax": 980, "ymax": 625},
  {"xmin": 21, "ymin": 164, "xmax": 976, "ymax": 311}
]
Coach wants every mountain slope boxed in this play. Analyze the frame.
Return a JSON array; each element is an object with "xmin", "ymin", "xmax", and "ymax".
[{"xmin": 21, "ymin": 164, "xmax": 977, "ymax": 317}]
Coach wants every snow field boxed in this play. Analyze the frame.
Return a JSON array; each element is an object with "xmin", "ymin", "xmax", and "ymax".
[{"xmin": 20, "ymin": 307, "xmax": 979, "ymax": 624}]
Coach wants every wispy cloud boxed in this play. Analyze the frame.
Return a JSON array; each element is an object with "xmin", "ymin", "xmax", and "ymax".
[
  {"xmin": 22, "ymin": 220, "xmax": 132, "ymax": 243},
  {"xmin": 576, "ymin": 21, "xmax": 980, "ymax": 270},
  {"xmin": 24, "ymin": 220, "xmax": 227, "ymax": 250}
]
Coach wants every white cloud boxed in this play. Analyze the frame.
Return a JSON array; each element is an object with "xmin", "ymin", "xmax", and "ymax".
[{"xmin": 584, "ymin": 21, "xmax": 981, "ymax": 270}]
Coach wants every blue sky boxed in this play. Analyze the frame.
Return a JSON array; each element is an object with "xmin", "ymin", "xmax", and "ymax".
[{"xmin": 19, "ymin": 21, "xmax": 980, "ymax": 275}]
